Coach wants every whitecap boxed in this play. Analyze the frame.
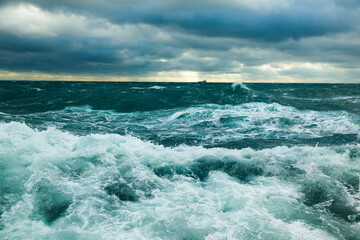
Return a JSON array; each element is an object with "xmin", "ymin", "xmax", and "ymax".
[
  {"xmin": 148, "ymin": 85, "xmax": 166, "ymax": 90},
  {"xmin": 231, "ymin": 81, "xmax": 250, "ymax": 91},
  {"xmin": 0, "ymin": 122, "xmax": 359, "ymax": 239}
]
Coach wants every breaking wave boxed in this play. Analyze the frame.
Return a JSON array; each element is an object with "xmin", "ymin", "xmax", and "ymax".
[
  {"xmin": 1, "ymin": 81, "xmax": 360, "ymax": 239},
  {"xmin": 0, "ymin": 122, "xmax": 359, "ymax": 239}
]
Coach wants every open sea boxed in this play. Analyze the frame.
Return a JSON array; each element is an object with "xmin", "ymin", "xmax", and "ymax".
[{"xmin": 0, "ymin": 81, "xmax": 359, "ymax": 240}]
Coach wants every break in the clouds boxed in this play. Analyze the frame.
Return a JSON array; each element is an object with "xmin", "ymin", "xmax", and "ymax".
[{"xmin": 0, "ymin": 0, "xmax": 359, "ymax": 82}]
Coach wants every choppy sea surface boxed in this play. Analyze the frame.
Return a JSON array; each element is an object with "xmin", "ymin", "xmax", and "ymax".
[{"xmin": 0, "ymin": 81, "xmax": 359, "ymax": 240}]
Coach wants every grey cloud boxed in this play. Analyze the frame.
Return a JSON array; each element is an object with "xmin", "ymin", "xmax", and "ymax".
[
  {"xmin": 1, "ymin": 0, "xmax": 358, "ymax": 41},
  {"xmin": 0, "ymin": 0, "xmax": 359, "ymax": 82}
]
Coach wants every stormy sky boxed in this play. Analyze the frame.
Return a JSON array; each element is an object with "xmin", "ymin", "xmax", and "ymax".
[{"xmin": 0, "ymin": 0, "xmax": 359, "ymax": 82}]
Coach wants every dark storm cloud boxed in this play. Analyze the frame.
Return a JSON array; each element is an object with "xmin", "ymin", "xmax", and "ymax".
[
  {"xmin": 1, "ymin": 0, "xmax": 357, "ymax": 41},
  {"xmin": 121, "ymin": 7, "xmax": 351, "ymax": 41},
  {"xmin": 0, "ymin": 33, "xmax": 159, "ymax": 75},
  {"xmin": 0, "ymin": 0, "xmax": 359, "ymax": 82}
]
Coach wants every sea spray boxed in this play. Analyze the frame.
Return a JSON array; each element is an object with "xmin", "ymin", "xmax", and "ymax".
[
  {"xmin": 231, "ymin": 81, "xmax": 250, "ymax": 91},
  {"xmin": 0, "ymin": 82, "xmax": 359, "ymax": 239},
  {"xmin": 0, "ymin": 122, "xmax": 359, "ymax": 239}
]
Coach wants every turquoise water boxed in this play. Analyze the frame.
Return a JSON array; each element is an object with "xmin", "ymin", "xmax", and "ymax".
[{"xmin": 0, "ymin": 81, "xmax": 359, "ymax": 239}]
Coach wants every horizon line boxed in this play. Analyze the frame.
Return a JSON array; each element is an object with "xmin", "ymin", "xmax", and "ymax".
[{"xmin": 0, "ymin": 79, "xmax": 359, "ymax": 84}]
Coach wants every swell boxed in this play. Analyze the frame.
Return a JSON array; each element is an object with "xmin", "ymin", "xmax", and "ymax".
[
  {"xmin": 0, "ymin": 81, "xmax": 261, "ymax": 114},
  {"xmin": 1, "ymin": 102, "xmax": 359, "ymax": 149},
  {"xmin": 0, "ymin": 122, "xmax": 359, "ymax": 239},
  {"xmin": 0, "ymin": 81, "xmax": 359, "ymax": 115},
  {"xmin": 1, "ymin": 82, "xmax": 360, "ymax": 239}
]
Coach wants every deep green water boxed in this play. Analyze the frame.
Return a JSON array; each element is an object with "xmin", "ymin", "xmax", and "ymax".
[{"xmin": 0, "ymin": 81, "xmax": 359, "ymax": 239}]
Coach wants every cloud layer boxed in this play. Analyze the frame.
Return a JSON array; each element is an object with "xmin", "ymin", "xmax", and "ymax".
[{"xmin": 0, "ymin": 0, "xmax": 359, "ymax": 82}]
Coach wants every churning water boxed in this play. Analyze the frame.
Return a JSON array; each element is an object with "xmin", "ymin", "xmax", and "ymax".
[{"xmin": 0, "ymin": 81, "xmax": 359, "ymax": 239}]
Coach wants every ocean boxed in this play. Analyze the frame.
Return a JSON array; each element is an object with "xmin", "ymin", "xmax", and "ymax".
[{"xmin": 0, "ymin": 81, "xmax": 359, "ymax": 239}]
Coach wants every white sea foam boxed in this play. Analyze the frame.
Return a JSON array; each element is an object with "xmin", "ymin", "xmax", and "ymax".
[
  {"xmin": 160, "ymin": 102, "xmax": 360, "ymax": 141},
  {"xmin": 130, "ymin": 87, "xmax": 146, "ymax": 90},
  {"xmin": 0, "ymin": 122, "xmax": 359, "ymax": 239},
  {"xmin": 282, "ymin": 95, "xmax": 360, "ymax": 104},
  {"xmin": 13, "ymin": 101, "xmax": 358, "ymax": 152},
  {"xmin": 231, "ymin": 81, "xmax": 250, "ymax": 91},
  {"xmin": 30, "ymin": 87, "xmax": 44, "ymax": 91},
  {"xmin": 331, "ymin": 96, "xmax": 360, "ymax": 103},
  {"xmin": 148, "ymin": 85, "xmax": 166, "ymax": 90}
]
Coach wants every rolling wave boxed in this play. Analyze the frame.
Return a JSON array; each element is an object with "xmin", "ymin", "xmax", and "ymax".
[
  {"xmin": 0, "ymin": 122, "xmax": 359, "ymax": 239},
  {"xmin": 1, "ymin": 81, "xmax": 360, "ymax": 239},
  {"xmin": 1, "ymin": 102, "xmax": 359, "ymax": 148}
]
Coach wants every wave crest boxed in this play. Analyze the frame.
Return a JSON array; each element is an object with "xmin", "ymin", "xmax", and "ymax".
[{"xmin": 0, "ymin": 122, "xmax": 359, "ymax": 239}]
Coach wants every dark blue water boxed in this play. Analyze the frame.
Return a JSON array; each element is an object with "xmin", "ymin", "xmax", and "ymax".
[{"xmin": 0, "ymin": 81, "xmax": 359, "ymax": 239}]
